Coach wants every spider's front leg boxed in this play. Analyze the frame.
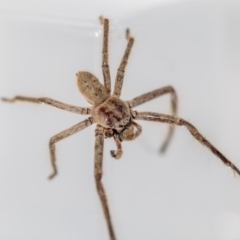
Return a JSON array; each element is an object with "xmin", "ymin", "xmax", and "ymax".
[
  {"xmin": 132, "ymin": 111, "xmax": 240, "ymax": 176},
  {"xmin": 94, "ymin": 125, "xmax": 116, "ymax": 240},
  {"xmin": 100, "ymin": 16, "xmax": 111, "ymax": 94},
  {"xmin": 113, "ymin": 28, "xmax": 134, "ymax": 97},
  {"xmin": 48, "ymin": 117, "xmax": 94, "ymax": 179}
]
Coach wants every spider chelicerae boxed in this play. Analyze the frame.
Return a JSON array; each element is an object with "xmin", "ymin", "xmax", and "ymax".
[{"xmin": 2, "ymin": 16, "xmax": 240, "ymax": 240}]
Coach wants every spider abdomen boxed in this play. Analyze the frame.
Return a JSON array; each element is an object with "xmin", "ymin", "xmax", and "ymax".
[
  {"xmin": 92, "ymin": 96, "xmax": 131, "ymax": 131},
  {"xmin": 76, "ymin": 71, "xmax": 109, "ymax": 106}
]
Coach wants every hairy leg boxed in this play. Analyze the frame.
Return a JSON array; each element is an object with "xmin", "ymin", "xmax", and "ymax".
[
  {"xmin": 128, "ymin": 86, "xmax": 177, "ymax": 152},
  {"xmin": 48, "ymin": 117, "xmax": 94, "ymax": 179},
  {"xmin": 113, "ymin": 29, "xmax": 134, "ymax": 98},
  {"xmin": 100, "ymin": 16, "xmax": 111, "ymax": 94},
  {"xmin": 2, "ymin": 96, "xmax": 91, "ymax": 115},
  {"xmin": 132, "ymin": 111, "xmax": 240, "ymax": 176},
  {"xmin": 111, "ymin": 133, "xmax": 122, "ymax": 159},
  {"xmin": 94, "ymin": 125, "xmax": 116, "ymax": 240}
]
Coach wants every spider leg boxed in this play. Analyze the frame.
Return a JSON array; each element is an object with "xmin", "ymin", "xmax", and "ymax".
[
  {"xmin": 2, "ymin": 96, "xmax": 91, "ymax": 115},
  {"xmin": 100, "ymin": 16, "xmax": 111, "ymax": 94},
  {"xmin": 132, "ymin": 111, "xmax": 240, "ymax": 176},
  {"xmin": 113, "ymin": 29, "xmax": 134, "ymax": 98},
  {"xmin": 48, "ymin": 117, "xmax": 94, "ymax": 179},
  {"xmin": 127, "ymin": 86, "xmax": 177, "ymax": 152},
  {"xmin": 132, "ymin": 121, "xmax": 142, "ymax": 138},
  {"xmin": 94, "ymin": 125, "xmax": 116, "ymax": 240},
  {"xmin": 110, "ymin": 133, "xmax": 122, "ymax": 159}
]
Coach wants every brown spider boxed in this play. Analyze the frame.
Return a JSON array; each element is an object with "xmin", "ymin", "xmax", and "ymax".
[{"xmin": 2, "ymin": 16, "xmax": 240, "ymax": 240}]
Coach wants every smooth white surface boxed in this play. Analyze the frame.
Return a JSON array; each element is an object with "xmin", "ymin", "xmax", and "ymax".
[
  {"xmin": 0, "ymin": 0, "xmax": 185, "ymax": 20},
  {"xmin": 1, "ymin": 1, "xmax": 240, "ymax": 240}
]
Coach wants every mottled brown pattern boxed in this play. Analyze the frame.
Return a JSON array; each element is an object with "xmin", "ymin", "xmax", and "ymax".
[
  {"xmin": 91, "ymin": 96, "xmax": 131, "ymax": 130},
  {"xmin": 2, "ymin": 16, "xmax": 240, "ymax": 240},
  {"xmin": 77, "ymin": 71, "xmax": 109, "ymax": 105}
]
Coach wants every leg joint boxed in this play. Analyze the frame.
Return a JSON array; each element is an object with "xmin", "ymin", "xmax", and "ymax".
[{"xmin": 49, "ymin": 137, "xmax": 56, "ymax": 146}]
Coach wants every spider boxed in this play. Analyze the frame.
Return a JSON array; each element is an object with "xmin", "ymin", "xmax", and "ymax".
[{"xmin": 2, "ymin": 16, "xmax": 240, "ymax": 240}]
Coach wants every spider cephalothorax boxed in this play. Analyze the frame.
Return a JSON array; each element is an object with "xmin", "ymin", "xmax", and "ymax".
[
  {"xmin": 2, "ymin": 16, "xmax": 240, "ymax": 240},
  {"xmin": 91, "ymin": 95, "xmax": 131, "ymax": 131}
]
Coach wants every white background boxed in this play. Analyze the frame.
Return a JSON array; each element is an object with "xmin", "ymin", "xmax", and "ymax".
[{"xmin": 1, "ymin": 0, "xmax": 240, "ymax": 240}]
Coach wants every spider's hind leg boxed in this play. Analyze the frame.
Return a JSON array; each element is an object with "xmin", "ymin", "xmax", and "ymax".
[
  {"xmin": 128, "ymin": 86, "xmax": 177, "ymax": 153},
  {"xmin": 133, "ymin": 111, "xmax": 240, "ymax": 176},
  {"xmin": 160, "ymin": 123, "xmax": 174, "ymax": 153},
  {"xmin": 94, "ymin": 125, "xmax": 116, "ymax": 240}
]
